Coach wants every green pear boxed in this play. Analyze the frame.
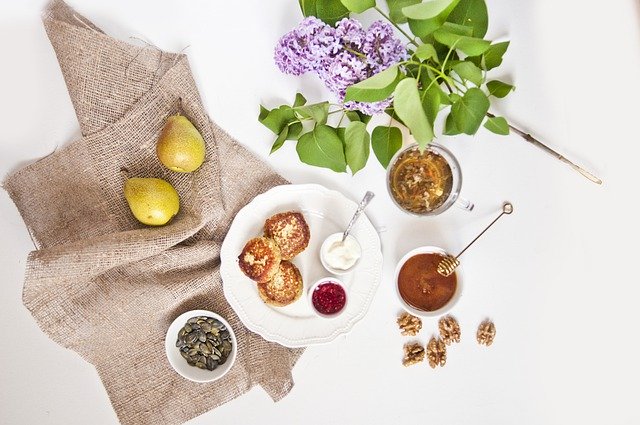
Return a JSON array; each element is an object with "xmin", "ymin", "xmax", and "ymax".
[
  {"xmin": 124, "ymin": 177, "xmax": 180, "ymax": 226},
  {"xmin": 156, "ymin": 115, "xmax": 206, "ymax": 172}
]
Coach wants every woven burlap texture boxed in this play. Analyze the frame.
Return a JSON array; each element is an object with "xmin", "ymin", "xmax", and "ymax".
[{"xmin": 3, "ymin": 1, "xmax": 303, "ymax": 424}]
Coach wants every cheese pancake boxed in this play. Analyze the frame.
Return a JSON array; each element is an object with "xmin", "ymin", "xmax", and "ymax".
[
  {"xmin": 238, "ymin": 237, "xmax": 281, "ymax": 283},
  {"xmin": 257, "ymin": 261, "xmax": 303, "ymax": 307},
  {"xmin": 264, "ymin": 211, "xmax": 310, "ymax": 260}
]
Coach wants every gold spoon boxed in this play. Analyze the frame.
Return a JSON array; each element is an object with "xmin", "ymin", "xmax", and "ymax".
[{"xmin": 437, "ymin": 202, "xmax": 514, "ymax": 277}]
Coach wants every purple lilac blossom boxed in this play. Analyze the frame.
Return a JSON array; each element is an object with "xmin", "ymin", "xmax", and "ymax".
[
  {"xmin": 274, "ymin": 17, "xmax": 407, "ymax": 115},
  {"xmin": 274, "ymin": 17, "xmax": 339, "ymax": 75},
  {"xmin": 362, "ymin": 21, "xmax": 407, "ymax": 74},
  {"xmin": 335, "ymin": 18, "xmax": 366, "ymax": 50}
]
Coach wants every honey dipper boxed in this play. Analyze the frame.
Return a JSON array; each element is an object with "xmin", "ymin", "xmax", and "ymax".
[{"xmin": 437, "ymin": 202, "xmax": 514, "ymax": 277}]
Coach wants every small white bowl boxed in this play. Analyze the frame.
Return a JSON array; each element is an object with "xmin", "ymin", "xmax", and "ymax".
[
  {"xmin": 319, "ymin": 233, "xmax": 362, "ymax": 275},
  {"xmin": 165, "ymin": 309, "xmax": 237, "ymax": 383},
  {"xmin": 308, "ymin": 277, "xmax": 348, "ymax": 319},
  {"xmin": 394, "ymin": 246, "xmax": 463, "ymax": 317}
]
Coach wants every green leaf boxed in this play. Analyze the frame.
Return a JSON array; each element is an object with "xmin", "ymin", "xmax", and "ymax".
[
  {"xmin": 393, "ymin": 78, "xmax": 434, "ymax": 149},
  {"xmin": 449, "ymin": 93, "xmax": 461, "ymax": 103},
  {"xmin": 406, "ymin": 0, "xmax": 461, "ymax": 38},
  {"xmin": 482, "ymin": 41, "xmax": 509, "ymax": 70},
  {"xmin": 295, "ymin": 101, "xmax": 330, "ymax": 124},
  {"xmin": 403, "ymin": 0, "xmax": 458, "ymax": 19},
  {"xmin": 387, "ymin": 0, "xmax": 420, "ymax": 23},
  {"xmin": 345, "ymin": 111, "xmax": 361, "ymax": 122},
  {"xmin": 419, "ymin": 71, "xmax": 452, "ymax": 106},
  {"xmin": 450, "ymin": 87, "xmax": 490, "ymax": 134},
  {"xmin": 452, "ymin": 62, "xmax": 483, "ymax": 86},
  {"xmin": 447, "ymin": 0, "xmax": 488, "ymax": 38},
  {"xmin": 293, "ymin": 93, "xmax": 307, "ymax": 107},
  {"xmin": 371, "ymin": 126, "xmax": 402, "ymax": 168},
  {"xmin": 270, "ymin": 126, "xmax": 289, "ymax": 154},
  {"xmin": 318, "ymin": 0, "xmax": 350, "ymax": 25},
  {"xmin": 421, "ymin": 84, "xmax": 442, "ymax": 125},
  {"xmin": 299, "ymin": 0, "xmax": 349, "ymax": 25},
  {"xmin": 258, "ymin": 105, "xmax": 296, "ymax": 134},
  {"xmin": 484, "ymin": 116, "xmax": 509, "ymax": 135},
  {"xmin": 433, "ymin": 27, "xmax": 491, "ymax": 56},
  {"xmin": 344, "ymin": 121, "xmax": 371, "ymax": 174},
  {"xmin": 439, "ymin": 21, "xmax": 473, "ymax": 36},
  {"xmin": 287, "ymin": 122, "xmax": 303, "ymax": 140},
  {"xmin": 296, "ymin": 125, "xmax": 347, "ymax": 172},
  {"xmin": 444, "ymin": 112, "xmax": 462, "ymax": 135},
  {"xmin": 259, "ymin": 105, "xmax": 269, "ymax": 120},
  {"xmin": 299, "ymin": 0, "xmax": 308, "ymax": 15},
  {"xmin": 344, "ymin": 65, "xmax": 400, "ymax": 102},
  {"xmin": 486, "ymin": 80, "xmax": 514, "ymax": 98},
  {"xmin": 414, "ymin": 44, "xmax": 439, "ymax": 62},
  {"xmin": 340, "ymin": 0, "xmax": 375, "ymax": 13},
  {"xmin": 345, "ymin": 110, "xmax": 372, "ymax": 124}
]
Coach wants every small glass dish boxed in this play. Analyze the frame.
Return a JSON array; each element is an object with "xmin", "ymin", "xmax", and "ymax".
[
  {"xmin": 319, "ymin": 232, "xmax": 362, "ymax": 275},
  {"xmin": 386, "ymin": 143, "xmax": 473, "ymax": 216},
  {"xmin": 308, "ymin": 278, "xmax": 348, "ymax": 319}
]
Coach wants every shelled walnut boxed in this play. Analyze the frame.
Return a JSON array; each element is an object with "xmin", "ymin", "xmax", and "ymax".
[
  {"xmin": 426, "ymin": 337, "xmax": 447, "ymax": 368},
  {"xmin": 438, "ymin": 315, "xmax": 460, "ymax": 345},
  {"xmin": 397, "ymin": 312, "xmax": 422, "ymax": 336},
  {"xmin": 402, "ymin": 342, "xmax": 425, "ymax": 366},
  {"xmin": 476, "ymin": 320, "xmax": 496, "ymax": 346}
]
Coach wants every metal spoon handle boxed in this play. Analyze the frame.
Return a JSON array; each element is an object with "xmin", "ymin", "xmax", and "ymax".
[
  {"xmin": 343, "ymin": 191, "xmax": 375, "ymax": 241},
  {"xmin": 455, "ymin": 202, "xmax": 513, "ymax": 259}
]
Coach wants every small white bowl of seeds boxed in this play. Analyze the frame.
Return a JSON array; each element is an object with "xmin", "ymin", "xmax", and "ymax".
[{"xmin": 165, "ymin": 309, "xmax": 237, "ymax": 383}]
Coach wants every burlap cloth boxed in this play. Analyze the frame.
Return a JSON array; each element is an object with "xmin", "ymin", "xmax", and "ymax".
[{"xmin": 3, "ymin": 1, "xmax": 304, "ymax": 423}]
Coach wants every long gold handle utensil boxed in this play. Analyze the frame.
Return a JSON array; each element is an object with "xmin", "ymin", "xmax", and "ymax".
[
  {"xmin": 486, "ymin": 112, "xmax": 602, "ymax": 185},
  {"xmin": 437, "ymin": 202, "xmax": 514, "ymax": 277}
]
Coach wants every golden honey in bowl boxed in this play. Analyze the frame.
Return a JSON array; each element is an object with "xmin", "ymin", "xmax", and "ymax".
[
  {"xmin": 397, "ymin": 253, "xmax": 457, "ymax": 312},
  {"xmin": 388, "ymin": 146, "xmax": 453, "ymax": 214}
]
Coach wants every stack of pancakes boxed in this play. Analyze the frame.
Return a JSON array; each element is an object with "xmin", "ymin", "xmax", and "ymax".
[{"xmin": 238, "ymin": 211, "xmax": 310, "ymax": 307}]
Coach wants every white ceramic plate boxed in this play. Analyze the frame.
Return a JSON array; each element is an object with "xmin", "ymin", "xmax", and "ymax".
[{"xmin": 220, "ymin": 184, "xmax": 383, "ymax": 347}]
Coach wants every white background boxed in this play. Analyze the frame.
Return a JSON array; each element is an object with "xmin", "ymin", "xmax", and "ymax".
[{"xmin": 1, "ymin": 0, "xmax": 639, "ymax": 424}]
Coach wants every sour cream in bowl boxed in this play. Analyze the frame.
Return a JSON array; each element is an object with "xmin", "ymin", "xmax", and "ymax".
[{"xmin": 320, "ymin": 232, "xmax": 362, "ymax": 275}]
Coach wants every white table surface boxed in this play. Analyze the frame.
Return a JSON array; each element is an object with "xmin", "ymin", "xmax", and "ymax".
[{"xmin": 1, "ymin": 1, "xmax": 639, "ymax": 424}]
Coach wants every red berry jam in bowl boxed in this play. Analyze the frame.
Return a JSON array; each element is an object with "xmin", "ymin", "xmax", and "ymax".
[{"xmin": 310, "ymin": 279, "xmax": 347, "ymax": 318}]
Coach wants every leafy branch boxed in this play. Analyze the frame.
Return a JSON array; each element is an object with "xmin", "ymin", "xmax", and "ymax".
[{"xmin": 261, "ymin": 0, "xmax": 601, "ymax": 183}]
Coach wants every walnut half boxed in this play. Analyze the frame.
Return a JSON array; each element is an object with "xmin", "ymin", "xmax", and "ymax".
[
  {"xmin": 397, "ymin": 312, "xmax": 422, "ymax": 336},
  {"xmin": 438, "ymin": 315, "xmax": 461, "ymax": 345},
  {"xmin": 426, "ymin": 337, "xmax": 447, "ymax": 368},
  {"xmin": 402, "ymin": 342, "xmax": 425, "ymax": 366},
  {"xmin": 477, "ymin": 320, "xmax": 496, "ymax": 346}
]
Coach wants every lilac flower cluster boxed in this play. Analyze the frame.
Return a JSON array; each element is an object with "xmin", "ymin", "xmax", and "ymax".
[{"xmin": 274, "ymin": 17, "xmax": 407, "ymax": 115}]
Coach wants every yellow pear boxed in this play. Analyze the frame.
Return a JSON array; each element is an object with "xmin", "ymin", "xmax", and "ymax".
[
  {"xmin": 156, "ymin": 115, "xmax": 206, "ymax": 172},
  {"xmin": 124, "ymin": 177, "xmax": 180, "ymax": 226}
]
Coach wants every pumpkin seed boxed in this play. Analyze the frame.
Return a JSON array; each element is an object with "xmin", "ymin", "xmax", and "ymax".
[{"xmin": 175, "ymin": 315, "xmax": 233, "ymax": 372}]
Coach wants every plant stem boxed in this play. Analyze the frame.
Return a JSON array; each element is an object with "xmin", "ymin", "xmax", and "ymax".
[
  {"xmin": 374, "ymin": 6, "xmax": 419, "ymax": 47},
  {"xmin": 440, "ymin": 41, "xmax": 460, "ymax": 74},
  {"xmin": 404, "ymin": 60, "xmax": 455, "ymax": 87},
  {"xmin": 443, "ymin": 80, "xmax": 454, "ymax": 93},
  {"xmin": 486, "ymin": 112, "xmax": 603, "ymax": 185},
  {"xmin": 297, "ymin": 109, "xmax": 344, "ymax": 122},
  {"xmin": 344, "ymin": 46, "xmax": 367, "ymax": 59}
]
